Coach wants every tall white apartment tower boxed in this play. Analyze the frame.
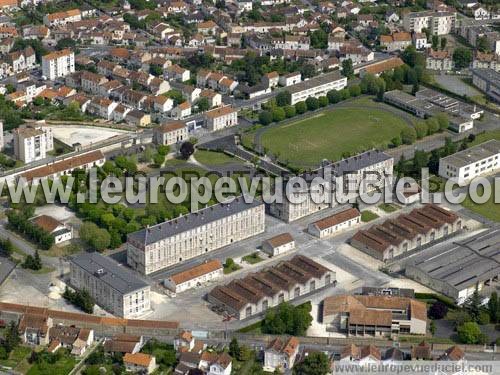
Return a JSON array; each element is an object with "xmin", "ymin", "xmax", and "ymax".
[{"xmin": 41, "ymin": 49, "xmax": 75, "ymax": 80}]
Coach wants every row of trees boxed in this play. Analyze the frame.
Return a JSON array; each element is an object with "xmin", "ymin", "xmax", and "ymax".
[
  {"xmin": 6, "ymin": 210, "xmax": 54, "ymax": 250},
  {"xmin": 258, "ymin": 74, "xmax": 380, "ymax": 127},
  {"xmin": 63, "ymin": 287, "xmax": 95, "ymax": 314}
]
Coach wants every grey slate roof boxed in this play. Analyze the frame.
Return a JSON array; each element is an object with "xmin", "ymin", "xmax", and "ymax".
[
  {"xmin": 406, "ymin": 228, "xmax": 500, "ymax": 291},
  {"xmin": 128, "ymin": 196, "xmax": 263, "ymax": 246},
  {"xmin": 286, "ymin": 70, "xmax": 344, "ymax": 94},
  {"xmin": 71, "ymin": 252, "xmax": 149, "ymax": 295}
]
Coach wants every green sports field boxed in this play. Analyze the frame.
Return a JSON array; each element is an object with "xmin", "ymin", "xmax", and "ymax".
[{"xmin": 253, "ymin": 105, "xmax": 410, "ymax": 169}]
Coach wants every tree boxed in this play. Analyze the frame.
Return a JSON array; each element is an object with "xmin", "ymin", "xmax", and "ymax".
[
  {"xmin": 259, "ymin": 110, "xmax": 273, "ymax": 125},
  {"xmin": 180, "ymin": 141, "xmax": 195, "ymax": 159},
  {"xmin": 478, "ymin": 311, "xmax": 490, "ymax": 325},
  {"xmin": 426, "ymin": 118, "xmax": 440, "ymax": 134},
  {"xmin": 341, "ymin": 59, "xmax": 354, "ymax": 78},
  {"xmin": 349, "ymin": 85, "xmax": 361, "ymax": 97},
  {"xmin": 196, "ymin": 97, "xmax": 210, "ymax": 112},
  {"xmin": 457, "ymin": 322, "xmax": 482, "ymax": 344},
  {"xmin": 428, "ymin": 301, "xmax": 448, "ymax": 319},
  {"xmin": 476, "ymin": 36, "xmax": 490, "ymax": 52},
  {"xmin": 300, "ymin": 64, "xmax": 316, "ymax": 79},
  {"xmin": 413, "ymin": 150, "xmax": 429, "ymax": 177},
  {"xmin": 435, "ymin": 113, "xmax": 449, "ymax": 131},
  {"xmin": 293, "ymin": 352, "xmax": 330, "ymax": 375},
  {"xmin": 310, "ymin": 29, "xmax": 328, "ymax": 49},
  {"xmin": 454, "ymin": 310, "xmax": 472, "ymax": 327},
  {"xmin": 391, "ymin": 136, "xmax": 402, "ymax": 147},
  {"xmin": 272, "ymin": 107, "xmax": 286, "ymax": 122},
  {"xmin": 284, "ymin": 105, "xmax": 296, "ymax": 118},
  {"xmin": 318, "ymin": 96, "xmax": 328, "ymax": 107},
  {"xmin": 488, "ymin": 291, "xmax": 499, "ymax": 323},
  {"xmin": 443, "ymin": 137, "xmax": 457, "ymax": 156},
  {"xmin": 466, "ymin": 284, "xmax": 482, "ymax": 322},
  {"xmin": 262, "ymin": 302, "xmax": 313, "ymax": 336},
  {"xmin": 401, "ymin": 127, "xmax": 417, "ymax": 145},
  {"xmin": 275, "ymin": 91, "xmax": 291, "ymax": 107},
  {"xmin": 415, "ymin": 121, "xmax": 428, "ymax": 139},
  {"xmin": 453, "ymin": 47, "xmax": 473, "ymax": 70},
  {"xmin": 295, "ymin": 101, "xmax": 307, "ymax": 114},
  {"xmin": 4, "ymin": 321, "xmax": 20, "ymax": 352},
  {"xmin": 0, "ymin": 238, "xmax": 14, "ymax": 257},
  {"xmin": 153, "ymin": 153, "xmax": 165, "ymax": 167},
  {"xmin": 430, "ymin": 320, "xmax": 436, "ymax": 335},
  {"xmin": 412, "ymin": 82, "xmax": 420, "ymax": 95},
  {"xmin": 79, "ymin": 222, "xmax": 111, "ymax": 252},
  {"xmin": 305, "ymin": 97, "xmax": 319, "ymax": 111},
  {"xmin": 432, "ymin": 35, "xmax": 439, "ymax": 50},
  {"xmin": 440, "ymin": 37, "xmax": 447, "ymax": 50},
  {"xmin": 229, "ymin": 338, "xmax": 241, "ymax": 359},
  {"xmin": 327, "ymin": 90, "xmax": 342, "ymax": 104}
]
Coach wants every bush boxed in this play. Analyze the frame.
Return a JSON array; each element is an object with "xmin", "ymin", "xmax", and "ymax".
[
  {"xmin": 349, "ymin": 85, "xmax": 361, "ymax": 97},
  {"xmin": 284, "ymin": 105, "xmax": 296, "ymax": 118},
  {"xmin": 318, "ymin": 96, "xmax": 328, "ymax": 107},
  {"xmin": 259, "ymin": 110, "xmax": 273, "ymax": 125},
  {"xmin": 457, "ymin": 322, "xmax": 482, "ymax": 344},
  {"xmin": 295, "ymin": 101, "xmax": 307, "ymax": 114},
  {"xmin": 327, "ymin": 90, "xmax": 342, "ymax": 104},
  {"xmin": 305, "ymin": 97, "xmax": 319, "ymax": 111},
  {"xmin": 478, "ymin": 311, "xmax": 491, "ymax": 325},
  {"xmin": 340, "ymin": 88, "xmax": 351, "ymax": 100},
  {"xmin": 391, "ymin": 136, "xmax": 402, "ymax": 147},
  {"xmin": 272, "ymin": 107, "xmax": 286, "ymax": 122},
  {"xmin": 429, "ymin": 301, "xmax": 448, "ymax": 320},
  {"xmin": 454, "ymin": 310, "xmax": 473, "ymax": 327},
  {"xmin": 401, "ymin": 127, "xmax": 417, "ymax": 145}
]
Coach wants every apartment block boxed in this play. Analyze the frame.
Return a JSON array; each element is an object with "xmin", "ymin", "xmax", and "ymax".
[
  {"xmin": 403, "ymin": 11, "xmax": 455, "ymax": 35},
  {"xmin": 13, "ymin": 125, "xmax": 53, "ymax": 163},
  {"xmin": 42, "ymin": 49, "xmax": 75, "ymax": 80},
  {"xmin": 127, "ymin": 197, "xmax": 265, "ymax": 275},
  {"xmin": 70, "ymin": 252, "xmax": 151, "ymax": 319},
  {"xmin": 438, "ymin": 139, "xmax": 500, "ymax": 184},
  {"xmin": 287, "ymin": 71, "xmax": 347, "ymax": 105}
]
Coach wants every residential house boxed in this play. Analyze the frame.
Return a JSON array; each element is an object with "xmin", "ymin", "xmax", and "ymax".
[
  {"xmin": 204, "ymin": 105, "xmax": 238, "ymax": 132},
  {"xmin": 279, "ymin": 72, "xmax": 301, "ymax": 86},
  {"xmin": 87, "ymin": 97, "xmax": 118, "ymax": 120},
  {"xmin": 171, "ymin": 101, "xmax": 192, "ymax": 119},
  {"xmin": 426, "ymin": 49, "xmax": 453, "ymax": 70},
  {"xmin": 126, "ymin": 109, "xmax": 151, "ymax": 126},
  {"xmin": 199, "ymin": 89, "xmax": 222, "ymax": 108},
  {"xmin": 18, "ymin": 314, "xmax": 53, "ymax": 345},
  {"xmin": 208, "ymin": 353, "xmax": 232, "ymax": 375},
  {"xmin": 154, "ymin": 121, "xmax": 188, "ymax": 145},
  {"xmin": 166, "ymin": 64, "xmax": 190, "ymax": 82},
  {"xmin": 124, "ymin": 353, "xmax": 157, "ymax": 374},
  {"xmin": 48, "ymin": 325, "xmax": 94, "ymax": 356},
  {"xmin": 380, "ymin": 32, "xmax": 412, "ymax": 52},
  {"xmin": 32, "ymin": 215, "xmax": 72, "ymax": 244},
  {"xmin": 264, "ymin": 337, "xmax": 299, "ymax": 372},
  {"xmin": 104, "ymin": 334, "xmax": 144, "ymax": 354}
]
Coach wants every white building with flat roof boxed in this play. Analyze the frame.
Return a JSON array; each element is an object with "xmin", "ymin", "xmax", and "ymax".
[
  {"xmin": 403, "ymin": 11, "xmax": 455, "ymax": 35},
  {"xmin": 438, "ymin": 139, "xmax": 500, "ymax": 184},
  {"xmin": 287, "ymin": 71, "xmax": 347, "ymax": 105},
  {"xmin": 13, "ymin": 125, "xmax": 53, "ymax": 163}
]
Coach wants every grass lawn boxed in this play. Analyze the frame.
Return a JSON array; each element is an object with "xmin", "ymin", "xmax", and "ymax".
[
  {"xmin": 45, "ymin": 242, "xmax": 82, "ymax": 258},
  {"xmin": 254, "ymin": 103, "xmax": 409, "ymax": 168},
  {"xmin": 194, "ymin": 150, "xmax": 237, "ymax": 166},
  {"xmin": 469, "ymin": 129, "xmax": 500, "ymax": 147},
  {"xmin": 27, "ymin": 354, "xmax": 76, "ymax": 375},
  {"xmin": 378, "ymin": 203, "xmax": 400, "ymax": 213},
  {"xmin": 461, "ymin": 186, "xmax": 500, "ymax": 222},
  {"xmin": 242, "ymin": 252, "xmax": 264, "ymax": 265},
  {"xmin": 361, "ymin": 210, "xmax": 379, "ymax": 222},
  {"xmin": 223, "ymin": 263, "xmax": 242, "ymax": 274},
  {"xmin": 0, "ymin": 346, "xmax": 31, "ymax": 370}
]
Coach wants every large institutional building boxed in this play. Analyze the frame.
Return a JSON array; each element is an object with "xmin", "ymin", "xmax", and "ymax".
[
  {"xmin": 269, "ymin": 150, "xmax": 393, "ymax": 222},
  {"xmin": 438, "ymin": 140, "xmax": 500, "ymax": 184},
  {"xmin": 127, "ymin": 197, "xmax": 265, "ymax": 275},
  {"xmin": 69, "ymin": 252, "xmax": 151, "ymax": 319},
  {"xmin": 403, "ymin": 11, "xmax": 456, "ymax": 35}
]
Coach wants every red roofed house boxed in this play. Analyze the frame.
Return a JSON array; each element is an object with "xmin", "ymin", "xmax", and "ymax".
[
  {"xmin": 32, "ymin": 215, "xmax": 73, "ymax": 244},
  {"xmin": 264, "ymin": 337, "xmax": 299, "ymax": 372},
  {"xmin": 154, "ymin": 121, "xmax": 188, "ymax": 145},
  {"xmin": 124, "ymin": 352, "xmax": 157, "ymax": 374},
  {"xmin": 262, "ymin": 233, "xmax": 295, "ymax": 256},
  {"xmin": 164, "ymin": 259, "xmax": 223, "ymax": 294}
]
